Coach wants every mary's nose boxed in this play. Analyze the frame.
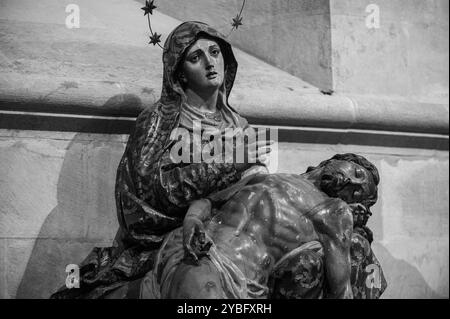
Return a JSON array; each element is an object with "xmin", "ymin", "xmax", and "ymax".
[{"xmin": 205, "ymin": 55, "xmax": 215, "ymax": 69}]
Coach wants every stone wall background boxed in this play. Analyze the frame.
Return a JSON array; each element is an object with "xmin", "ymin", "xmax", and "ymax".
[
  {"xmin": 0, "ymin": 0, "xmax": 448, "ymax": 299},
  {"xmin": 155, "ymin": 0, "xmax": 449, "ymax": 98},
  {"xmin": 330, "ymin": 0, "xmax": 449, "ymax": 99}
]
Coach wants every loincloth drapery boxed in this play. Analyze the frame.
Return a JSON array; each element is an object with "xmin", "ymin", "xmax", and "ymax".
[
  {"xmin": 269, "ymin": 241, "xmax": 325, "ymax": 299},
  {"xmin": 139, "ymin": 227, "xmax": 269, "ymax": 299}
]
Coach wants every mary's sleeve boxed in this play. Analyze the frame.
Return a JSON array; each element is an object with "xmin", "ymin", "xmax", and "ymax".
[
  {"xmin": 115, "ymin": 108, "xmax": 182, "ymax": 247},
  {"xmin": 157, "ymin": 158, "xmax": 245, "ymax": 209}
]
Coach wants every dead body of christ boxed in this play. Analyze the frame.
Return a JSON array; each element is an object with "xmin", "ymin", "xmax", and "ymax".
[{"xmin": 139, "ymin": 153, "xmax": 379, "ymax": 299}]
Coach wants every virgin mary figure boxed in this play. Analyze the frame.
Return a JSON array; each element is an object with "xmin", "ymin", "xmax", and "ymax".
[{"xmin": 51, "ymin": 21, "xmax": 270, "ymax": 299}]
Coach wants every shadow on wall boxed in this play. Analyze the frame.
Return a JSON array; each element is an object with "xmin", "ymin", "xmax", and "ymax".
[
  {"xmin": 15, "ymin": 94, "xmax": 141, "ymax": 299},
  {"xmin": 368, "ymin": 191, "xmax": 443, "ymax": 298},
  {"xmin": 373, "ymin": 242, "xmax": 444, "ymax": 299}
]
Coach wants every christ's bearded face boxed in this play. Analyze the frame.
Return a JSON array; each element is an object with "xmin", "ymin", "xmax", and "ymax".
[{"xmin": 320, "ymin": 160, "xmax": 377, "ymax": 206}]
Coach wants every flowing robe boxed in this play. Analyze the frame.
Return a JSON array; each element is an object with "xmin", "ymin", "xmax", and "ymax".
[{"xmin": 50, "ymin": 21, "xmax": 263, "ymax": 299}]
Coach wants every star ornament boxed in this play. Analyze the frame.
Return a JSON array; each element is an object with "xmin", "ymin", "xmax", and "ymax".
[
  {"xmin": 149, "ymin": 33, "xmax": 162, "ymax": 46},
  {"xmin": 231, "ymin": 14, "xmax": 243, "ymax": 29},
  {"xmin": 141, "ymin": 0, "xmax": 157, "ymax": 16}
]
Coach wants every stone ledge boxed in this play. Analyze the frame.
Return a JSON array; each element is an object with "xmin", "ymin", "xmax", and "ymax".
[
  {"xmin": 1, "ymin": 111, "xmax": 448, "ymax": 150},
  {"xmin": 1, "ymin": 72, "xmax": 448, "ymax": 135}
]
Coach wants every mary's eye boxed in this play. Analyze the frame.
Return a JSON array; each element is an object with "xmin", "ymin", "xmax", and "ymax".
[
  {"xmin": 189, "ymin": 55, "xmax": 199, "ymax": 63},
  {"xmin": 211, "ymin": 48, "xmax": 220, "ymax": 56}
]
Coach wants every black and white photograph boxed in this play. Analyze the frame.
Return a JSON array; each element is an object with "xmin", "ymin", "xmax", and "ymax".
[{"xmin": 0, "ymin": 0, "xmax": 448, "ymax": 302}]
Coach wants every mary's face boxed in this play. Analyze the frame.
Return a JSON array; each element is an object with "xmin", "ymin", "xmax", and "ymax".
[{"xmin": 179, "ymin": 38, "xmax": 225, "ymax": 93}]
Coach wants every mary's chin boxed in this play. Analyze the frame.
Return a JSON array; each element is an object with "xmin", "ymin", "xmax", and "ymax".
[{"xmin": 202, "ymin": 78, "xmax": 223, "ymax": 90}]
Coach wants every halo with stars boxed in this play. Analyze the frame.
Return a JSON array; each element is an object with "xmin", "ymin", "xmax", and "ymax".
[{"xmin": 142, "ymin": 0, "xmax": 246, "ymax": 49}]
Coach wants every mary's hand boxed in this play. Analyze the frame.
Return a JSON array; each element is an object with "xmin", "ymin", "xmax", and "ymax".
[
  {"xmin": 220, "ymin": 129, "xmax": 274, "ymax": 170},
  {"xmin": 183, "ymin": 216, "xmax": 212, "ymax": 264}
]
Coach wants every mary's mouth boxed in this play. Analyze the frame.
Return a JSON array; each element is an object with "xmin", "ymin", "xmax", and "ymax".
[{"xmin": 206, "ymin": 71, "xmax": 218, "ymax": 78}]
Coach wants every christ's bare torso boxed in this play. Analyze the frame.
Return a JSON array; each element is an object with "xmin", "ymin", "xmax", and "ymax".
[
  {"xmin": 205, "ymin": 173, "xmax": 352, "ymax": 291},
  {"xmin": 161, "ymin": 173, "xmax": 353, "ymax": 299}
]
